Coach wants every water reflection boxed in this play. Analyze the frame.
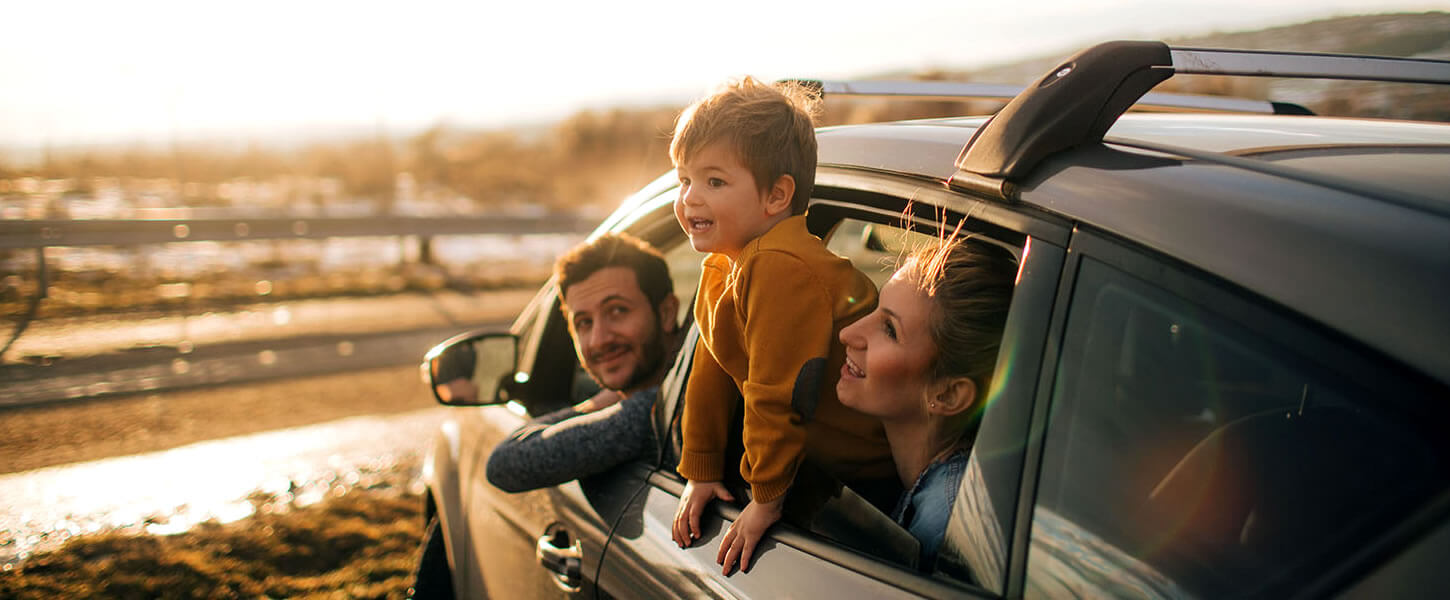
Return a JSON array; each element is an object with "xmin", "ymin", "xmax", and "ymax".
[{"xmin": 0, "ymin": 408, "xmax": 444, "ymax": 567}]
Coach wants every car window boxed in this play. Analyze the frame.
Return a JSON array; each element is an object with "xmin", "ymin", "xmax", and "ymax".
[
  {"xmin": 825, "ymin": 219, "xmax": 939, "ymax": 289},
  {"xmin": 815, "ymin": 217, "xmax": 1025, "ymax": 584},
  {"xmin": 1027, "ymin": 257, "xmax": 1449, "ymax": 598}
]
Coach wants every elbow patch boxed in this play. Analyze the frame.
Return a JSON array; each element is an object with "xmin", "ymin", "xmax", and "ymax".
[{"xmin": 792, "ymin": 357, "xmax": 826, "ymax": 423}]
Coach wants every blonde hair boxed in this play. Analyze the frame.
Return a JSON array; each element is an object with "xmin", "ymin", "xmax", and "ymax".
[
  {"xmin": 897, "ymin": 236, "xmax": 1017, "ymax": 453},
  {"xmin": 669, "ymin": 76, "xmax": 821, "ymax": 214}
]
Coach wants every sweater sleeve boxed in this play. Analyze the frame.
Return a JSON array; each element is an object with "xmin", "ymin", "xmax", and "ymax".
[
  {"xmin": 737, "ymin": 251, "xmax": 838, "ymax": 503},
  {"xmin": 486, "ymin": 387, "xmax": 658, "ymax": 493},
  {"xmin": 677, "ymin": 333, "xmax": 738, "ymax": 482}
]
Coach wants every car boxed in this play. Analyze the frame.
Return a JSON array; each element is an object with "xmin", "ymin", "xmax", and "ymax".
[{"xmin": 410, "ymin": 41, "xmax": 1450, "ymax": 598}]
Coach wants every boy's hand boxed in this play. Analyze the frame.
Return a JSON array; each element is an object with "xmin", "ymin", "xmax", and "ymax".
[
  {"xmin": 717, "ymin": 496, "xmax": 783, "ymax": 575},
  {"xmin": 672, "ymin": 480, "xmax": 734, "ymax": 548}
]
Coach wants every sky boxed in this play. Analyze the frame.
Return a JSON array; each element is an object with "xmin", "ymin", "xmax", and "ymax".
[{"xmin": 2, "ymin": 0, "xmax": 1447, "ymax": 150}]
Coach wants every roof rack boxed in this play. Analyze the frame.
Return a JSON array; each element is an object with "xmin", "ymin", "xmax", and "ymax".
[
  {"xmin": 947, "ymin": 41, "xmax": 1450, "ymax": 199},
  {"xmin": 795, "ymin": 79, "xmax": 1308, "ymax": 115}
]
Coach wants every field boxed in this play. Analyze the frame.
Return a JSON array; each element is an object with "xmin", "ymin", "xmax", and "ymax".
[{"xmin": 0, "ymin": 488, "xmax": 424, "ymax": 600}]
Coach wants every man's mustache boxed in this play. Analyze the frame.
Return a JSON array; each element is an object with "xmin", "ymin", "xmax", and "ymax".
[{"xmin": 586, "ymin": 343, "xmax": 631, "ymax": 365}]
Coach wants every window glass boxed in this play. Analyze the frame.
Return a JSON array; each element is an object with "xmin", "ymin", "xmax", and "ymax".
[
  {"xmin": 825, "ymin": 219, "xmax": 938, "ymax": 289},
  {"xmin": 1028, "ymin": 257, "xmax": 1447, "ymax": 598}
]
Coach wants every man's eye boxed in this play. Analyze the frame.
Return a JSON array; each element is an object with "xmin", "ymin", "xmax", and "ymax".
[
  {"xmin": 608, "ymin": 306, "xmax": 628, "ymax": 316},
  {"xmin": 575, "ymin": 318, "xmax": 592, "ymax": 330}
]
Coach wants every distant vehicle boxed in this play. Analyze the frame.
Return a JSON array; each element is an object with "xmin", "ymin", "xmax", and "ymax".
[{"xmin": 412, "ymin": 41, "xmax": 1450, "ymax": 598}]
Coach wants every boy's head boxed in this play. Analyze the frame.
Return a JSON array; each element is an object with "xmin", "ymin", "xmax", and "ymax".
[{"xmin": 670, "ymin": 77, "xmax": 819, "ymax": 216}]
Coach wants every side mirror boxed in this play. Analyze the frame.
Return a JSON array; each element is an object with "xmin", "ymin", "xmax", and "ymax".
[{"xmin": 422, "ymin": 330, "xmax": 519, "ymax": 406}]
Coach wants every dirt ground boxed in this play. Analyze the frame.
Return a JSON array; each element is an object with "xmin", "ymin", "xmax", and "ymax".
[{"xmin": 0, "ymin": 364, "xmax": 435, "ymax": 475}]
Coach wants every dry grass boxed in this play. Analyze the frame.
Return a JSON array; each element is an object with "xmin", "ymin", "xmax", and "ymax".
[{"xmin": 0, "ymin": 488, "xmax": 424, "ymax": 600}]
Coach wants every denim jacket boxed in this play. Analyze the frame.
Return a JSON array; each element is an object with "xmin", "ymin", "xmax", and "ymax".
[{"xmin": 892, "ymin": 449, "xmax": 969, "ymax": 566}]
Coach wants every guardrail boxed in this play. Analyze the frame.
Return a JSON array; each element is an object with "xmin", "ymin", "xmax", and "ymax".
[{"xmin": 0, "ymin": 215, "xmax": 599, "ymax": 249}]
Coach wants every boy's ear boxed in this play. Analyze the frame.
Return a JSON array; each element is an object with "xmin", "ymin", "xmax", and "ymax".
[
  {"xmin": 762, "ymin": 174, "xmax": 795, "ymax": 217},
  {"xmin": 930, "ymin": 376, "xmax": 978, "ymax": 417}
]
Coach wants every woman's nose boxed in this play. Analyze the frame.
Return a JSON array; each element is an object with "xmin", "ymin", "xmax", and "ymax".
[{"xmin": 839, "ymin": 318, "xmax": 864, "ymax": 347}]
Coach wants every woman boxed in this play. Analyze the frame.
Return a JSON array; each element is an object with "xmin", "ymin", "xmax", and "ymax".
[{"xmin": 836, "ymin": 236, "xmax": 1017, "ymax": 566}]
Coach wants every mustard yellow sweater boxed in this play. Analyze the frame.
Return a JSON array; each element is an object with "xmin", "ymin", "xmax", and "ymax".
[{"xmin": 677, "ymin": 216, "xmax": 893, "ymax": 503}]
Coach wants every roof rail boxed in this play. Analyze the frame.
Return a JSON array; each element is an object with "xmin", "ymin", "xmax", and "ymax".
[
  {"xmin": 795, "ymin": 78, "xmax": 1307, "ymax": 115},
  {"xmin": 948, "ymin": 41, "xmax": 1450, "ymax": 199}
]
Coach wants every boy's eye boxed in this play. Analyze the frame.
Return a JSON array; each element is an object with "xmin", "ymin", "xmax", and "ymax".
[
  {"xmin": 708, "ymin": 177, "xmax": 725, "ymax": 188},
  {"xmin": 883, "ymin": 319, "xmax": 898, "ymax": 341}
]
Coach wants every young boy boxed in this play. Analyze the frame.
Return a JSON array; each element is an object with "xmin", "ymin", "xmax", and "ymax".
[{"xmin": 668, "ymin": 77, "xmax": 893, "ymax": 574}]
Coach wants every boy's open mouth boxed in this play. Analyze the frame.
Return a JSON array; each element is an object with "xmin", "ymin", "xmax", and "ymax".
[{"xmin": 686, "ymin": 218, "xmax": 714, "ymax": 233}]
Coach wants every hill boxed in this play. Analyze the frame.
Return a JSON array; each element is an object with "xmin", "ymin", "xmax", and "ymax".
[{"xmin": 836, "ymin": 12, "xmax": 1450, "ymax": 124}]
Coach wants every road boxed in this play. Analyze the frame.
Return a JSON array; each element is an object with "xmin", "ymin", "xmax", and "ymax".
[
  {"xmin": 1, "ymin": 288, "xmax": 537, "ymax": 408},
  {"xmin": 0, "ymin": 289, "xmax": 535, "ymax": 565}
]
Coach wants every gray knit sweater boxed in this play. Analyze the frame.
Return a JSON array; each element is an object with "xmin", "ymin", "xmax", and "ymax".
[{"xmin": 485, "ymin": 386, "xmax": 659, "ymax": 493}]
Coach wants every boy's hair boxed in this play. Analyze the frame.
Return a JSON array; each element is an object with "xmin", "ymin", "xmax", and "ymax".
[
  {"xmin": 555, "ymin": 233, "xmax": 674, "ymax": 310},
  {"xmin": 670, "ymin": 76, "xmax": 820, "ymax": 215}
]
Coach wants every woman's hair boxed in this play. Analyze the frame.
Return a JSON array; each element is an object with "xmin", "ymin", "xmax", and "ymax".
[{"xmin": 896, "ymin": 235, "xmax": 1018, "ymax": 451}]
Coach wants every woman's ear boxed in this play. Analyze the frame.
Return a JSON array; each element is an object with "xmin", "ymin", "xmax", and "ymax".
[
  {"xmin": 930, "ymin": 376, "xmax": 978, "ymax": 417},
  {"xmin": 763, "ymin": 174, "xmax": 795, "ymax": 217}
]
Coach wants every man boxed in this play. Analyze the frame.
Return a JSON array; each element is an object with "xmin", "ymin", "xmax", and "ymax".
[{"xmin": 485, "ymin": 233, "xmax": 684, "ymax": 492}]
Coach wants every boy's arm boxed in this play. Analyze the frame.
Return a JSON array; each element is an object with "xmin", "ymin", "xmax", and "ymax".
[
  {"xmin": 676, "ymin": 334, "xmax": 736, "ymax": 482},
  {"xmin": 736, "ymin": 251, "xmax": 840, "ymax": 503}
]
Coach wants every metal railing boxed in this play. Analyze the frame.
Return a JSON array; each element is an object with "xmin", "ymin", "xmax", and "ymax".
[{"xmin": 0, "ymin": 215, "xmax": 598, "ymax": 249}]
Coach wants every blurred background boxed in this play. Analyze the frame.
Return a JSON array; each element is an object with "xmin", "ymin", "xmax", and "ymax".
[
  {"xmin": 3, "ymin": 1, "xmax": 1449, "ymax": 320},
  {"xmin": 2, "ymin": 1, "xmax": 1449, "ymax": 596}
]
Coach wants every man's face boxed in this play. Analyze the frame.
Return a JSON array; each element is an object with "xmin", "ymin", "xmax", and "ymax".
[{"xmin": 562, "ymin": 266, "xmax": 673, "ymax": 392}]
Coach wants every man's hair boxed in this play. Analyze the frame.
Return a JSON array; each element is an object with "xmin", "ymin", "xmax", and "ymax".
[
  {"xmin": 555, "ymin": 233, "xmax": 673, "ymax": 309},
  {"xmin": 669, "ymin": 76, "xmax": 820, "ymax": 215}
]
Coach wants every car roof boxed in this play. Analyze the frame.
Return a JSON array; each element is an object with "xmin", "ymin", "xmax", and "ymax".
[{"xmin": 817, "ymin": 113, "xmax": 1450, "ymax": 386}]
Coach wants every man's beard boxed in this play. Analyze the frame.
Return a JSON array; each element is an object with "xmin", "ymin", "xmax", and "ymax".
[{"xmin": 585, "ymin": 306, "xmax": 668, "ymax": 392}]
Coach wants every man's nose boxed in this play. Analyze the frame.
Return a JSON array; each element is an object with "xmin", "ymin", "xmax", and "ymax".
[{"xmin": 587, "ymin": 323, "xmax": 615, "ymax": 350}]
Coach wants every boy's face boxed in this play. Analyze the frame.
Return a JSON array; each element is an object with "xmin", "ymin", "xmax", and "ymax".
[{"xmin": 674, "ymin": 141, "xmax": 782, "ymax": 261}]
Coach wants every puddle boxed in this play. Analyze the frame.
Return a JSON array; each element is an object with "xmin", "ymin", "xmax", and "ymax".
[{"xmin": 0, "ymin": 408, "xmax": 447, "ymax": 566}]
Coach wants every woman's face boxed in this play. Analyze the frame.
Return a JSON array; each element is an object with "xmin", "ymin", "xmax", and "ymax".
[{"xmin": 837, "ymin": 268, "xmax": 939, "ymax": 422}]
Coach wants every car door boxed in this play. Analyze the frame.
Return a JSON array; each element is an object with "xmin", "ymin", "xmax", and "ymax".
[
  {"xmin": 593, "ymin": 179, "xmax": 1067, "ymax": 598},
  {"xmin": 1013, "ymin": 229, "xmax": 1450, "ymax": 598},
  {"xmin": 451, "ymin": 276, "xmax": 637, "ymax": 599},
  {"xmin": 452, "ymin": 183, "xmax": 703, "ymax": 599}
]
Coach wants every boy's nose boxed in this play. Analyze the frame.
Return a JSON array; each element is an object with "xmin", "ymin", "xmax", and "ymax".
[{"xmin": 679, "ymin": 186, "xmax": 702, "ymax": 206}]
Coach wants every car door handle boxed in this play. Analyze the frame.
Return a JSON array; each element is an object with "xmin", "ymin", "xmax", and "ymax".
[{"xmin": 536, "ymin": 524, "xmax": 583, "ymax": 592}]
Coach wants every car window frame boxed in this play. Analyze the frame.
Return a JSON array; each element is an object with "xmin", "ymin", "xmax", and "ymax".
[
  {"xmin": 635, "ymin": 174, "xmax": 1066, "ymax": 597},
  {"xmin": 1009, "ymin": 224, "xmax": 1450, "ymax": 598}
]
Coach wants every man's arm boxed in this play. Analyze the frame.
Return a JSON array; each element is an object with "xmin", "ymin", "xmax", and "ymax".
[{"xmin": 485, "ymin": 387, "xmax": 658, "ymax": 493}]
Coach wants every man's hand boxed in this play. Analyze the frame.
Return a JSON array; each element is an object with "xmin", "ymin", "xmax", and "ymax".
[
  {"xmin": 574, "ymin": 389, "xmax": 624, "ymax": 414},
  {"xmin": 717, "ymin": 495, "xmax": 783, "ymax": 575},
  {"xmin": 672, "ymin": 480, "xmax": 734, "ymax": 547}
]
